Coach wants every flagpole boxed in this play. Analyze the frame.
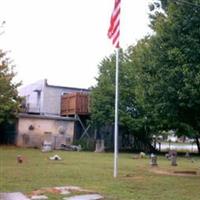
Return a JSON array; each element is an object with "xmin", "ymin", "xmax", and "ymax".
[
  {"xmin": 107, "ymin": 0, "xmax": 121, "ymax": 178},
  {"xmin": 114, "ymin": 48, "xmax": 119, "ymax": 178}
]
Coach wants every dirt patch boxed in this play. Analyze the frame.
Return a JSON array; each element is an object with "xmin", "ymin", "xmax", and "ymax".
[
  {"xmin": 29, "ymin": 188, "xmax": 60, "ymax": 196},
  {"xmin": 149, "ymin": 168, "xmax": 200, "ymax": 177},
  {"xmin": 174, "ymin": 170, "xmax": 197, "ymax": 175}
]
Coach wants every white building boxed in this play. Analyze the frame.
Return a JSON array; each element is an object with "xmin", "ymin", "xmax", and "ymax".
[
  {"xmin": 17, "ymin": 79, "xmax": 90, "ymax": 148},
  {"xmin": 19, "ymin": 79, "xmax": 89, "ymax": 116}
]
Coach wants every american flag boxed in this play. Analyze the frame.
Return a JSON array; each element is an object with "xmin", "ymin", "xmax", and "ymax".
[{"xmin": 107, "ymin": 0, "xmax": 121, "ymax": 48}]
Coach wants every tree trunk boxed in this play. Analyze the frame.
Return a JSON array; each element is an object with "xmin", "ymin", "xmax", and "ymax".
[{"xmin": 195, "ymin": 136, "xmax": 200, "ymax": 154}]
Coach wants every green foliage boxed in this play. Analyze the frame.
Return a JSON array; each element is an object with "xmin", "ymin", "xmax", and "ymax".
[
  {"xmin": 90, "ymin": 54, "xmax": 116, "ymax": 128},
  {"xmin": 90, "ymin": 49, "xmax": 154, "ymax": 151},
  {"xmin": 0, "ymin": 50, "xmax": 21, "ymax": 125},
  {"xmin": 91, "ymin": 0, "xmax": 200, "ymax": 153},
  {"xmin": 130, "ymin": 0, "xmax": 200, "ymax": 152}
]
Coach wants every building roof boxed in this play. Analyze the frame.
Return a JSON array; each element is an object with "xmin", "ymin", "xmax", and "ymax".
[
  {"xmin": 18, "ymin": 113, "xmax": 77, "ymax": 121},
  {"xmin": 44, "ymin": 79, "xmax": 91, "ymax": 92}
]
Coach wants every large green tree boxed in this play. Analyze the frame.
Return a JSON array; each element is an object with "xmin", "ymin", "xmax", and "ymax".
[
  {"xmin": 132, "ymin": 0, "xmax": 200, "ymax": 153},
  {"xmin": 0, "ymin": 50, "xmax": 21, "ymax": 143},
  {"xmin": 91, "ymin": 50, "xmax": 155, "ymax": 152},
  {"xmin": 91, "ymin": 0, "xmax": 200, "ymax": 153}
]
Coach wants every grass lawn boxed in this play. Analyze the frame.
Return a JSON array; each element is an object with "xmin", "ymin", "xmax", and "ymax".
[{"xmin": 0, "ymin": 146, "xmax": 200, "ymax": 200}]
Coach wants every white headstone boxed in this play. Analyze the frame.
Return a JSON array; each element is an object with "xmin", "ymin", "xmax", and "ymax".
[{"xmin": 63, "ymin": 194, "xmax": 103, "ymax": 200}]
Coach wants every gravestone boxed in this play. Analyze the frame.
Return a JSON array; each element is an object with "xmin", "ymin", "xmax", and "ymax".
[
  {"xmin": 165, "ymin": 150, "xmax": 177, "ymax": 160},
  {"xmin": 171, "ymin": 155, "xmax": 177, "ymax": 166},
  {"xmin": 41, "ymin": 141, "xmax": 53, "ymax": 152},
  {"xmin": 185, "ymin": 152, "xmax": 190, "ymax": 158},
  {"xmin": 63, "ymin": 194, "xmax": 103, "ymax": 200},
  {"xmin": 150, "ymin": 153, "xmax": 158, "ymax": 166},
  {"xmin": 31, "ymin": 195, "xmax": 48, "ymax": 200},
  {"xmin": 95, "ymin": 140, "xmax": 105, "ymax": 153},
  {"xmin": 139, "ymin": 152, "xmax": 146, "ymax": 158}
]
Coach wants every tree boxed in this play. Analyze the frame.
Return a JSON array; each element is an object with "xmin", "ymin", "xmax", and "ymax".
[
  {"xmin": 0, "ymin": 50, "xmax": 21, "ymax": 143},
  {"xmin": 91, "ymin": 50, "xmax": 156, "ymax": 152},
  {"xmin": 132, "ymin": 0, "xmax": 200, "ymax": 153},
  {"xmin": 91, "ymin": 0, "xmax": 200, "ymax": 153}
]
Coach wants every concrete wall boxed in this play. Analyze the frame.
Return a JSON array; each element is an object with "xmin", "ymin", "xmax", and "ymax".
[{"xmin": 17, "ymin": 115, "xmax": 75, "ymax": 148}]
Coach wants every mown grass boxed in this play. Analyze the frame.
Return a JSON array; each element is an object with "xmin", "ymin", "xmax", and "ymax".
[{"xmin": 0, "ymin": 146, "xmax": 200, "ymax": 200}]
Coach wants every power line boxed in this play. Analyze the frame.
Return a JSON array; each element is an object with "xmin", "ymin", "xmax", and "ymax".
[{"xmin": 175, "ymin": 0, "xmax": 200, "ymax": 8}]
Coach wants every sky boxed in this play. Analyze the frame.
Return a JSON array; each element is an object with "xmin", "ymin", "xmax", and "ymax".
[{"xmin": 0, "ymin": 0, "xmax": 152, "ymax": 89}]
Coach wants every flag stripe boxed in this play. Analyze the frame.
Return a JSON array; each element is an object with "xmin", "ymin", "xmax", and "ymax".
[
  {"xmin": 108, "ymin": 2, "xmax": 120, "ymax": 38},
  {"xmin": 113, "ymin": 30, "xmax": 120, "ymax": 48},
  {"xmin": 108, "ymin": 0, "xmax": 121, "ymax": 48},
  {"xmin": 112, "ymin": 20, "xmax": 120, "ymax": 38}
]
